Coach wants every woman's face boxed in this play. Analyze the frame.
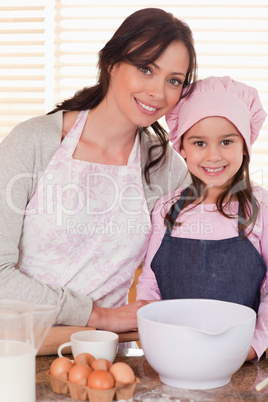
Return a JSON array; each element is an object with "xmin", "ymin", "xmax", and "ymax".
[{"xmin": 107, "ymin": 41, "xmax": 190, "ymax": 128}]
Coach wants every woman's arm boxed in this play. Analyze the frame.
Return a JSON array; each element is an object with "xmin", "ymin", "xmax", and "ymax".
[
  {"xmin": 87, "ymin": 300, "xmax": 151, "ymax": 333},
  {"xmin": 0, "ymin": 119, "xmax": 95, "ymax": 326},
  {"xmin": 0, "ymin": 117, "xmax": 152, "ymax": 332}
]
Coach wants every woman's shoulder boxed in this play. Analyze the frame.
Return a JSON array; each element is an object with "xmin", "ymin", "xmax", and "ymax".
[
  {"xmin": 62, "ymin": 110, "xmax": 80, "ymax": 139},
  {"xmin": 5, "ymin": 110, "xmax": 63, "ymax": 146},
  {"xmin": 0, "ymin": 111, "xmax": 64, "ymax": 174}
]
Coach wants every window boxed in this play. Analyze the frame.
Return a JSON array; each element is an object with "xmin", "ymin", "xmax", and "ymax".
[{"xmin": 1, "ymin": 0, "xmax": 267, "ymax": 186}]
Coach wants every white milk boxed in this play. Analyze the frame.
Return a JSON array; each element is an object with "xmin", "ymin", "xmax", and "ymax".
[{"xmin": 0, "ymin": 340, "xmax": 36, "ymax": 402}]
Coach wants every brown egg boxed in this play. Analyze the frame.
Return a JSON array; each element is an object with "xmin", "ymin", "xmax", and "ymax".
[
  {"xmin": 91, "ymin": 358, "xmax": 112, "ymax": 371},
  {"xmin": 109, "ymin": 362, "xmax": 135, "ymax": 384},
  {"xmin": 73, "ymin": 352, "xmax": 95, "ymax": 366},
  {"xmin": 68, "ymin": 363, "xmax": 92, "ymax": 385},
  {"xmin": 87, "ymin": 369, "xmax": 115, "ymax": 390},
  {"xmin": 50, "ymin": 357, "xmax": 73, "ymax": 380}
]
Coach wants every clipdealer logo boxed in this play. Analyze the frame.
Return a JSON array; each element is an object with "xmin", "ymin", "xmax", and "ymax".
[
  {"xmin": 5, "ymin": 171, "xmax": 153, "ymax": 227},
  {"xmin": 66, "ymin": 218, "xmax": 151, "ymax": 238}
]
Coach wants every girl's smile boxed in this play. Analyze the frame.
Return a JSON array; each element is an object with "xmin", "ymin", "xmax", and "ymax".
[
  {"xmin": 181, "ymin": 116, "xmax": 245, "ymax": 201},
  {"xmin": 201, "ymin": 165, "xmax": 227, "ymax": 175}
]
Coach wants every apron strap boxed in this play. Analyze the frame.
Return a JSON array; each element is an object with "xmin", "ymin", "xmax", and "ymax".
[
  {"xmin": 61, "ymin": 110, "xmax": 89, "ymax": 155},
  {"xmin": 165, "ymin": 186, "xmax": 245, "ymax": 237},
  {"xmin": 165, "ymin": 186, "xmax": 190, "ymax": 236},
  {"xmin": 238, "ymin": 205, "xmax": 246, "ymax": 237}
]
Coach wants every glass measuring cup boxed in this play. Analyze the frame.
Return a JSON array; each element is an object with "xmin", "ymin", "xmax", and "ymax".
[{"xmin": 0, "ymin": 299, "xmax": 59, "ymax": 402}]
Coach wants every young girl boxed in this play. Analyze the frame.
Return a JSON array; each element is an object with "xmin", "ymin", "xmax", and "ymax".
[
  {"xmin": 0, "ymin": 8, "xmax": 196, "ymax": 332},
  {"xmin": 137, "ymin": 76, "xmax": 268, "ymax": 361}
]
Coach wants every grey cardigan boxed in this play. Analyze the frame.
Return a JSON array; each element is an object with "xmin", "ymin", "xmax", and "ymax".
[{"xmin": 0, "ymin": 111, "xmax": 189, "ymax": 325}]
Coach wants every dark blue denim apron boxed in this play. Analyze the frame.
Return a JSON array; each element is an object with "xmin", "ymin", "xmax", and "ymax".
[{"xmin": 151, "ymin": 187, "xmax": 266, "ymax": 313}]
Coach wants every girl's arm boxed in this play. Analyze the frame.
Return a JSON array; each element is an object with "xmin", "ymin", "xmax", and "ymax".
[
  {"xmin": 249, "ymin": 187, "xmax": 268, "ymax": 360},
  {"xmin": 136, "ymin": 195, "xmax": 172, "ymax": 300},
  {"xmin": 250, "ymin": 296, "xmax": 268, "ymax": 361}
]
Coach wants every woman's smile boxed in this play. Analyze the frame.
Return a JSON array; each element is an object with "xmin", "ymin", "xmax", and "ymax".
[{"xmin": 135, "ymin": 98, "xmax": 160, "ymax": 115}]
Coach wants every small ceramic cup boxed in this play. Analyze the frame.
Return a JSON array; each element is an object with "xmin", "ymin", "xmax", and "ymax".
[{"xmin": 57, "ymin": 330, "xmax": 119, "ymax": 362}]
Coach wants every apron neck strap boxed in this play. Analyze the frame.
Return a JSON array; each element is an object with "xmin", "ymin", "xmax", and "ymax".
[
  {"xmin": 165, "ymin": 186, "xmax": 245, "ymax": 237},
  {"xmin": 238, "ymin": 205, "xmax": 246, "ymax": 237},
  {"xmin": 165, "ymin": 187, "xmax": 190, "ymax": 235}
]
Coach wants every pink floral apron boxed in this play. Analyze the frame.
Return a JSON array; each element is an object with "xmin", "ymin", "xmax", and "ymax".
[{"xmin": 18, "ymin": 110, "xmax": 151, "ymax": 308}]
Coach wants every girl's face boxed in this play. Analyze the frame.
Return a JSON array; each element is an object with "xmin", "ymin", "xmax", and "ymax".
[
  {"xmin": 107, "ymin": 41, "xmax": 190, "ymax": 129},
  {"xmin": 180, "ymin": 116, "xmax": 245, "ymax": 201}
]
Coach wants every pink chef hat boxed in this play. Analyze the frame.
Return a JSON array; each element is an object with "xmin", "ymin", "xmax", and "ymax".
[{"xmin": 166, "ymin": 76, "xmax": 267, "ymax": 159}]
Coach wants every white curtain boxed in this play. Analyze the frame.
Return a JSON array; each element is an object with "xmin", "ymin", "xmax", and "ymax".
[{"xmin": 1, "ymin": 0, "xmax": 267, "ymax": 186}]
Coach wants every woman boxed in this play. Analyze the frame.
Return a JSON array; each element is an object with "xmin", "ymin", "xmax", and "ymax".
[{"xmin": 0, "ymin": 8, "xmax": 197, "ymax": 332}]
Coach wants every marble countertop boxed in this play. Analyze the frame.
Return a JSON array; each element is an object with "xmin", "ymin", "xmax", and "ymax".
[{"xmin": 36, "ymin": 348, "xmax": 268, "ymax": 401}]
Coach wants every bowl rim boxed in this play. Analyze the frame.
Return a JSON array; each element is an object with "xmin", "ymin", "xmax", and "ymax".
[{"xmin": 137, "ymin": 299, "xmax": 256, "ymax": 335}]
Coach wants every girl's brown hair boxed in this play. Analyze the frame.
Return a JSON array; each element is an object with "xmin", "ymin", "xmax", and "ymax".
[
  {"xmin": 48, "ymin": 8, "xmax": 197, "ymax": 183},
  {"xmin": 164, "ymin": 151, "xmax": 259, "ymax": 237}
]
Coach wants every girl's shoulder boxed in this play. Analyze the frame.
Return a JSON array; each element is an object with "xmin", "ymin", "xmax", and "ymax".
[
  {"xmin": 253, "ymin": 185, "xmax": 268, "ymax": 211},
  {"xmin": 253, "ymin": 184, "xmax": 268, "ymax": 198}
]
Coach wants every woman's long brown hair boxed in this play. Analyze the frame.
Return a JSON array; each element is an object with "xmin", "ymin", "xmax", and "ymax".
[{"xmin": 48, "ymin": 8, "xmax": 197, "ymax": 184}]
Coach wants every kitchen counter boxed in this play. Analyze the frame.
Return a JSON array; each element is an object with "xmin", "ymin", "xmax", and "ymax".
[{"xmin": 36, "ymin": 348, "xmax": 268, "ymax": 401}]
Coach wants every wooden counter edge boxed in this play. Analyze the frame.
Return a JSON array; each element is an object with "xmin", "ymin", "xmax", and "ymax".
[{"xmin": 38, "ymin": 326, "xmax": 139, "ymax": 356}]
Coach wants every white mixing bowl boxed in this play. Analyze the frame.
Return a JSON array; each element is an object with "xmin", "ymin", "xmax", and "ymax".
[{"xmin": 137, "ymin": 299, "xmax": 256, "ymax": 390}]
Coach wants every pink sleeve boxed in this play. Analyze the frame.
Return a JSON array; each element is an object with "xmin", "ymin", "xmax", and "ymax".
[
  {"xmin": 251, "ymin": 188, "xmax": 268, "ymax": 360},
  {"xmin": 136, "ymin": 197, "xmax": 169, "ymax": 300},
  {"xmin": 251, "ymin": 296, "xmax": 268, "ymax": 360}
]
